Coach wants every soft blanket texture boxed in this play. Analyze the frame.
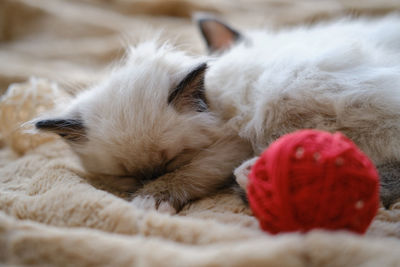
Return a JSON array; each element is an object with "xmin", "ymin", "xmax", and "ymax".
[{"xmin": 1, "ymin": 0, "xmax": 400, "ymax": 266}]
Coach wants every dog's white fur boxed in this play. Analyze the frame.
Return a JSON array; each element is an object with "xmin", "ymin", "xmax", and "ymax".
[
  {"xmin": 207, "ymin": 15, "xmax": 400, "ymax": 164},
  {"xmin": 38, "ymin": 42, "xmax": 252, "ymax": 212},
  {"xmin": 37, "ymin": 15, "xmax": 400, "ymax": 211}
]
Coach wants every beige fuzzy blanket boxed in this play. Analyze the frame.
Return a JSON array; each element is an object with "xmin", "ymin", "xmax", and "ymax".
[{"xmin": 1, "ymin": 0, "xmax": 400, "ymax": 266}]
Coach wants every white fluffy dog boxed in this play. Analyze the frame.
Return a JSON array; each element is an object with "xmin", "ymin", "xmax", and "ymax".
[{"xmin": 36, "ymin": 14, "xmax": 400, "ymax": 212}]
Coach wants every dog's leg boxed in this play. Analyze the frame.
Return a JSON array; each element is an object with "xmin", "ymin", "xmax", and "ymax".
[
  {"xmin": 234, "ymin": 157, "xmax": 259, "ymax": 191},
  {"xmin": 232, "ymin": 157, "xmax": 259, "ymax": 204},
  {"xmin": 377, "ymin": 162, "xmax": 400, "ymax": 209},
  {"xmin": 131, "ymin": 136, "xmax": 252, "ymax": 213}
]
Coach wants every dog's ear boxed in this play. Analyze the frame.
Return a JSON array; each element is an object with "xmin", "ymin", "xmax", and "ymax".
[
  {"xmin": 35, "ymin": 118, "xmax": 86, "ymax": 142},
  {"xmin": 168, "ymin": 63, "xmax": 208, "ymax": 113},
  {"xmin": 197, "ymin": 17, "xmax": 241, "ymax": 53}
]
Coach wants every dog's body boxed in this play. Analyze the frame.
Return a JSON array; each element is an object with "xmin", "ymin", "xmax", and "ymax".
[
  {"xmin": 36, "ymin": 15, "xmax": 400, "ymax": 212},
  {"xmin": 207, "ymin": 15, "xmax": 400, "ymax": 161}
]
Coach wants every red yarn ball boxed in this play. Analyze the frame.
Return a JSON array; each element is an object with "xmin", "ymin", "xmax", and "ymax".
[{"xmin": 248, "ymin": 130, "xmax": 379, "ymax": 234}]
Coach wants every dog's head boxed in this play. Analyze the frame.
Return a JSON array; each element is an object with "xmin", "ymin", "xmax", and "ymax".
[
  {"xmin": 35, "ymin": 17, "xmax": 246, "ymax": 183},
  {"xmin": 35, "ymin": 42, "xmax": 223, "ymax": 181}
]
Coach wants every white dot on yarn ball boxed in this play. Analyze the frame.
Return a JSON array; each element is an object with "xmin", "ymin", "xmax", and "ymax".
[
  {"xmin": 313, "ymin": 152, "xmax": 321, "ymax": 161},
  {"xmin": 295, "ymin": 147, "xmax": 304, "ymax": 159},
  {"xmin": 355, "ymin": 200, "xmax": 364, "ymax": 209},
  {"xmin": 335, "ymin": 157, "xmax": 344, "ymax": 166}
]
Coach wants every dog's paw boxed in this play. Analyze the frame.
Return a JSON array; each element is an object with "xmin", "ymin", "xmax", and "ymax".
[
  {"xmin": 130, "ymin": 195, "xmax": 176, "ymax": 215},
  {"xmin": 234, "ymin": 157, "xmax": 259, "ymax": 191}
]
